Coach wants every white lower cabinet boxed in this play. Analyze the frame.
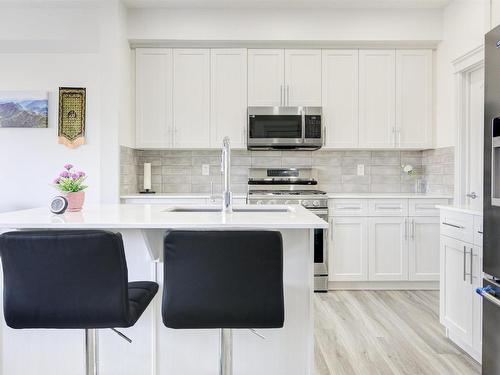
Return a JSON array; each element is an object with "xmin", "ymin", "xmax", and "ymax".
[
  {"xmin": 328, "ymin": 198, "xmax": 448, "ymax": 284},
  {"xmin": 409, "ymin": 216, "xmax": 440, "ymax": 281},
  {"xmin": 368, "ymin": 217, "xmax": 407, "ymax": 281},
  {"xmin": 329, "ymin": 217, "xmax": 368, "ymax": 281},
  {"xmin": 439, "ymin": 208, "xmax": 482, "ymax": 363}
]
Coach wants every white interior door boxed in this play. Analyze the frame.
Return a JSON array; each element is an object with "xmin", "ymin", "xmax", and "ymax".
[{"xmin": 466, "ymin": 67, "xmax": 485, "ymax": 211}]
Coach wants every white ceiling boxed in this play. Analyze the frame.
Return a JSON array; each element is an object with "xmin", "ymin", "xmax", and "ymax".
[{"xmin": 123, "ymin": 0, "xmax": 451, "ymax": 9}]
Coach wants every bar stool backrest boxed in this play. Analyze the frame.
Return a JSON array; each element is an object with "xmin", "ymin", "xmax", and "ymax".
[{"xmin": 0, "ymin": 230, "xmax": 130, "ymax": 329}]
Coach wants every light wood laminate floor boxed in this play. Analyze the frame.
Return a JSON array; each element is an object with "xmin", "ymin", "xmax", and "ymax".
[{"xmin": 314, "ymin": 291, "xmax": 481, "ymax": 375}]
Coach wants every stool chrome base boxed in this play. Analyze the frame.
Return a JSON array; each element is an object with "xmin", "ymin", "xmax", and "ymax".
[
  {"xmin": 219, "ymin": 329, "xmax": 233, "ymax": 375},
  {"xmin": 85, "ymin": 329, "xmax": 99, "ymax": 375}
]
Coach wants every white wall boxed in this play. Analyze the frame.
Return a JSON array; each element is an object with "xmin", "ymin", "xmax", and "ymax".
[
  {"xmin": 434, "ymin": 0, "xmax": 490, "ymax": 148},
  {"xmin": 0, "ymin": 1, "xmax": 125, "ymax": 212},
  {"xmin": 128, "ymin": 7, "xmax": 443, "ymax": 42}
]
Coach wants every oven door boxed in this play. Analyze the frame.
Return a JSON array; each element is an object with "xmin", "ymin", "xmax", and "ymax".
[
  {"xmin": 247, "ymin": 107, "xmax": 304, "ymax": 148},
  {"xmin": 312, "ymin": 209, "xmax": 328, "ymax": 292}
]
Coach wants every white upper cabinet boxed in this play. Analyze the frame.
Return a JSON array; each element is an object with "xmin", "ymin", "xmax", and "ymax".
[
  {"xmin": 284, "ymin": 49, "xmax": 322, "ymax": 106},
  {"xmin": 136, "ymin": 48, "xmax": 173, "ymax": 148},
  {"xmin": 359, "ymin": 49, "xmax": 396, "ymax": 148},
  {"xmin": 322, "ymin": 50, "xmax": 359, "ymax": 148},
  {"xmin": 210, "ymin": 49, "xmax": 248, "ymax": 148},
  {"xmin": 172, "ymin": 49, "xmax": 211, "ymax": 148},
  {"xmin": 396, "ymin": 50, "xmax": 433, "ymax": 149},
  {"xmin": 248, "ymin": 49, "xmax": 284, "ymax": 106}
]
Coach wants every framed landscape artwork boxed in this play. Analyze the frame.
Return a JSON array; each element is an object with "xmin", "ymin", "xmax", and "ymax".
[{"xmin": 0, "ymin": 91, "xmax": 48, "ymax": 128}]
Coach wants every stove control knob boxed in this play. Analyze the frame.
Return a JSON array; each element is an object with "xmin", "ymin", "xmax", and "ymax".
[
  {"xmin": 302, "ymin": 200, "xmax": 310, "ymax": 207},
  {"xmin": 312, "ymin": 200, "xmax": 320, "ymax": 207},
  {"xmin": 256, "ymin": 200, "xmax": 264, "ymax": 205}
]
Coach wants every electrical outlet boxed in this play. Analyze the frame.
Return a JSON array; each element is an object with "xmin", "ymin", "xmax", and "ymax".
[
  {"xmin": 202, "ymin": 164, "xmax": 210, "ymax": 176},
  {"xmin": 357, "ymin": 164, "xmax": 365, "ymax": 176}
]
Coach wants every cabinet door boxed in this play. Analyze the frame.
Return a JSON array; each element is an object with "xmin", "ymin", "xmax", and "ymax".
[
  {"xmin": 472, "ymin": 245, "xmax": 483, "ymax": 357},
  {"xmin": 396, "ymin": 50, "xmax": 433, "ymax": 148},
  {"xmin": 172, "ymin": 49, "xmax": 210, "ymax": 148},
  {"xmin": 359, "ymin": 50, "xmax": 396, "ymax": 148},
  {"xmin": 440, "ymin": 236, "xmax": 473, "ymax": 346},
  {"xmin": 136, "ymin": 48, "xmax": 173, "ymax": 148},
  {"xmin": 248, "ymin": 49, "xmax": 284, "ymax": 106},
  {"xmin": 329, "ymin": 217, "xmax": 368, "ymax": 281},
  {"xmin": 210, "ymin": 49, "xmax": 248, "ymax": 148},
  {"xmin": 322, "ymin": 50, "xmax": 359, "ymax": 148},
  {"xmin": 368, "ymin": 217, "xmax": 407, "ymax": 281},
  {"xmin": 408, "ymin": 217, "xmax": 440, "ymax": 281},
  {"xmin": 284, "ymin": 49, "xmax": 322, "ymax": 106}
]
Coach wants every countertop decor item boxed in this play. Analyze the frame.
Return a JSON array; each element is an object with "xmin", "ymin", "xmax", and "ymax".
[
  {"xmin": 0, "ymin": 91, "xmax": 48, "ymax": 128},
  {"xmin": 52, "ymin": 164, "xmax": 88, "ymax": 212},
  {"xmin": 49, "ymin": 196, "xmax": 68, "ymax": 214},
  {"xmin": 140, "ymin": 163, "xmax": 155, "ymax": 194},
  {"xmin": 58, "ymin": 87, "xmax": 86, "ymax": 148}
]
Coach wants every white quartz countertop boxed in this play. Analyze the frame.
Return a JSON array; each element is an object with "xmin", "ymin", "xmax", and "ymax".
[
  {"xmin": 327, "ymin": 193, "xmax": 453, "ymax": 199},
  {"xmin": 436, "ymin": 205, "xmax": 483, "ymax": 216},
  {"xmin": 120, "ymin": 193, "xmax": 248, "ymax": 199},
  {"xmin": 0, "ymin": 204, "xmax": 327, "ymax": 230},
  {"xmin": 121, "ymin": 193, "xmax": 452, "ymax": 200}
]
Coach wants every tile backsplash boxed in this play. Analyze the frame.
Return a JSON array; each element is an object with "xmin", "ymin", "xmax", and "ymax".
[{"xmin": 120, "ymin": 146, "xmax": 455, "ymax": 196}]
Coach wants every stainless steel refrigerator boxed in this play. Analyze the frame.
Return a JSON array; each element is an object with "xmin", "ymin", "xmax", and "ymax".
[{"xmin": 478, "ymin": 24, "xmax": 500, "ymax": 374}]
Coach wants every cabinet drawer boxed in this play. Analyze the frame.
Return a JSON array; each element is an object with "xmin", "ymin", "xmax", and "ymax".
[
  {"xmin": 329, "ymin": 199, "xmax": 368, "ymax": 216},
  {"xmin": 409, "ymin": 199, "xmax": 449, "ymax": 217},
  {"xmin": 368, "ymin": 199, "xmax": 407, "ymax": 216},
  {"xmin": 474, "ymin": 215, "xmax": 483, "ymax": 247},
  {"xmin": 440, "ymin": 210, "xmax": 474, "ymax": 244}
]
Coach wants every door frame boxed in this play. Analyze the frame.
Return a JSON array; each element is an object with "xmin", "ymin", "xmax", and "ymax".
[{"xmin": 453, "ymin": 45, "xmax": 485, "ymax": 206}]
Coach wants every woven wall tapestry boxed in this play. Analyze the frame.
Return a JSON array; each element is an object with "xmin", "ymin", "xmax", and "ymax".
[{"xmin": 58, "ymin": 87, "xmax": 86, "ymax": 148}]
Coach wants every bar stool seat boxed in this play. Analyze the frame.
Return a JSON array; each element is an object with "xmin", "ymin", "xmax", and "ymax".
[
  {"xmin": 162, "ymin": 230, "xmax": 284, "ymax": 375},
  {"xmin": 0, "ymin": 230, "xmax": 159, "ymax": 374}
]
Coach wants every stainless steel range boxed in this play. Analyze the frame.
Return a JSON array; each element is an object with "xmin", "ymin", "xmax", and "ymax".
[{"xmin": 247, "ymin": 168, "xmax": 328, "ymax": 292}]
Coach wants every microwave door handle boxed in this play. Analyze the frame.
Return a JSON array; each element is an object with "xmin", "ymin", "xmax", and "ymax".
[{"xmin": 302, "ymin": 109, "xmax": 306, "ymax": 144}]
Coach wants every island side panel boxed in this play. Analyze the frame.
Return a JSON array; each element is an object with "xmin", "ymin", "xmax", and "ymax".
[{"xmin": 156, "ymin": 228, "xmax": 314, "ymax": 375}]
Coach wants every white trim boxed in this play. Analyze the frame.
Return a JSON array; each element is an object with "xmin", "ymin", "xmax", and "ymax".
[
  {"xmin": 452, "ymin": 45, "xmax": 485, "ymax": 73},
  {"xmin": 453, "ymin": 45, "xmax": 485, "ymax": 206},
  {"xmin": 129, "ymin": 39, "xmax": 440, "ymax": 50},
  {"xmin": 328, "ymin": 280, "xmax": 439, "ymax": 290}
]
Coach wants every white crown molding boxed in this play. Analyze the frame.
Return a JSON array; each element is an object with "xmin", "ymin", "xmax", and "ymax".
[
  {"xmin": 129, "ymin": 39, "xmax": 440, "ymax": 49},
  {"xmin": 452, "ymin": 44, "xmax": 485, "ymax": 73}
]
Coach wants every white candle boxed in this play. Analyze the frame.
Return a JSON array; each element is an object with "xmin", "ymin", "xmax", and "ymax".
[{"xmin": 143, "ymin": 163, "xmax": 152, "ymax": 191}]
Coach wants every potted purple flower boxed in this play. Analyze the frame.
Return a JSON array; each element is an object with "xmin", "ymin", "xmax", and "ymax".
[{"xmin": 53, "ymin": 164, "xmax": 88, "ymax": 212}]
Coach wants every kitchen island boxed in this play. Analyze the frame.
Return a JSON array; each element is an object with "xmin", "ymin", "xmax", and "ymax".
[{"xmin": 0, "ymin": 204, "xmax": 327, "ymax": 375}]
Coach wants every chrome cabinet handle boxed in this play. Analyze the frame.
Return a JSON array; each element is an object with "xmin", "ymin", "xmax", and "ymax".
[
  {"xmin": 470, "ymin": 247, "xmax": 473, "ymax": 285},
  {"xmin": 286, "ymin": 85, "xmax": 290, "ymax": 106},
  {"xmin": 323, "ymin": 126, "xmax": 326, "ymax": 146},
  {"xmin": 336, "ymin": 205, "xmax": 361, "ymax": 210},
  {"xmin": 478, "ymin": 231, "xmax": 483, "ymax": 234},
  {"xmin": 392, "ymin": 127, "xmax": 396, "ymax": 147},
  {"xmin": 404, "ymin": 218, "xmax": 407, "ymax": 240},
  {"xmin": 330, "ymin": 218, "xmax": 334, "ymax": 242},
  {"xmin": 377, "ymin": 205, "xmax": 401, "ymax": 210},
  {"xmin": 466, "ymin": 192, "xmax": 478, "ymax": 199},
  {"xmin": 463, "ymin": 246, "xmax": 467, "ymax": 282},
  {"xmin": 442, "ymin": 222, "xmax": 465, "ymax": 229},
  {"xmin": 411, "ymin": 219, "xmax": 415, "ymax": 240},
  {"xmin": 280, "ymin": 85, "xmax": 283, "ymax": 106}
]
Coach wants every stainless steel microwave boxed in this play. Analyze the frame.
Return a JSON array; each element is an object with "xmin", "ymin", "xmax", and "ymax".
[{"xmin": 247, "ymin": 106, "xmax": 323, "ymax": 150}]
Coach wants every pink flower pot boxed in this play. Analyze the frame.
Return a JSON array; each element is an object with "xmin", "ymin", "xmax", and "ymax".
[{"xmin": 65, "ymin": 191, "xmax": 85, "ymax": 212}]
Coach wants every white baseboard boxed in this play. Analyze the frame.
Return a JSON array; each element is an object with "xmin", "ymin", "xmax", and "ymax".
[{"xmin": 328, "ymin": 281, "xmax": 439, "ymax": 290}]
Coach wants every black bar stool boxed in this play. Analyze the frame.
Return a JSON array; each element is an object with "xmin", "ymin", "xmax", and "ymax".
[
  {"xmin": 0, "ymin": 230, "xmax": 159, "ymax": 375},
  {"xmin": 162, "ymin": 230, "xmax": 284, "ymax": 375}
]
